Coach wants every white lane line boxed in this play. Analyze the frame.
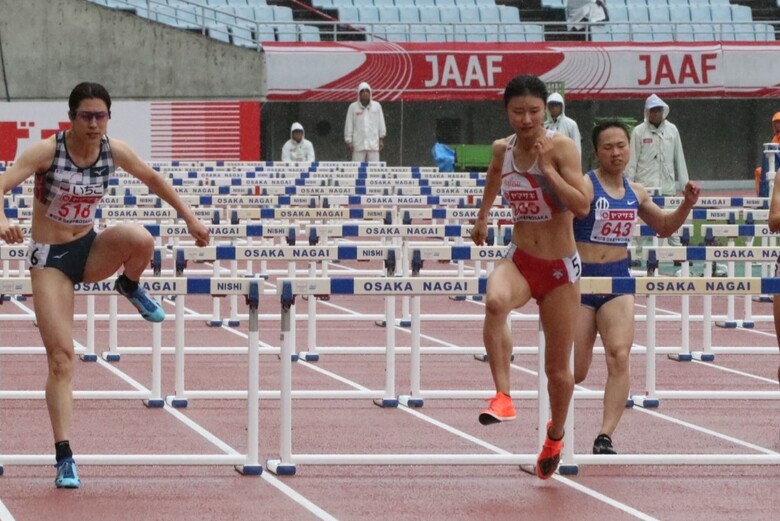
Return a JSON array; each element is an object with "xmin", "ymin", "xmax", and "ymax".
[
  {"xmin": 92, "ymin": 355, "xmax": 339, "ymax": 521},
  {"xmin": 691, "ymin": 359, "xmax": 778, "ymax": 384},
  {"xmin": 633, "ymin": 406, "xmax": 780, "ymax": 455},
  {"xmin": 0, "ymin": 500, "xmax": 15, "ymax": 521},
  {"xmin": 299, "ymin": 360, "xmax": 656, "ymax": 521}
]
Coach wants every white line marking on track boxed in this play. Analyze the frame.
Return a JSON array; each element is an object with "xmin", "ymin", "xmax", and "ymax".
[
  {"xmin": 691, "ymin": 359, "xmax": 778, "ymax": 384},
  {"xmin": 62, "ymin": 339, "xmax": 339, "ymax": 521},
  {"xmin": 298, "ymin": 361, "xmax": 656, "ymax": 520},
  {"xmin": 0, "ymin": 499, "xmax": 15, "ymax": 521}
]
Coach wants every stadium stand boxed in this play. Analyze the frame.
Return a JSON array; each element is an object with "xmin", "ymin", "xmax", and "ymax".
[{"xmin": 89, "ymin": 0, "xmax": 778, "ymax": 44}]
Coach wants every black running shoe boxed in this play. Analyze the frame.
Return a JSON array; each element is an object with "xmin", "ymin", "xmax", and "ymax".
[{"xmin": 593, "ymin": 433, "xmax": 617, "ymax": 455}]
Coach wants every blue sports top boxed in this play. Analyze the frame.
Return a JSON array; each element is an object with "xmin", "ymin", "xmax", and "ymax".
[{"xmin": 574, "ymin": 170, "xmax": 639, "ymax": 246}]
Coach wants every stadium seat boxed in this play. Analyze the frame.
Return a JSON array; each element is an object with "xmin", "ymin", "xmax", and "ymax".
[
  {"xmin": 675, "ymin": 23, "xmax": 696, "ymax": 41},
  {"xmin": 439, "ymin": 7, "xmax": 461, "ymax": 23},
  {"xmin": 453, "ymin": 23, "xmax": 487, "ymax": 41},
  {"xmin": 252, "ymin": 5, "xmax": 274, "ymax": 21},
  {"xmin": 668, "ymin": 5, "xmax": 691, "ymax": 22},
  {"xmin": 338, "ymin": 6, "xmax": 360, "ymax": 22},
  {"xmin": 477, "ymin": 5, "xmax": 499, "ymax": 22},
  {"xmin": 399, "ymin": 6, "xmax": 421, "ymax": 22},
  {"xmin": 415, "ymin": 0, "xmax": 436, "ymax": 6},
  {"xmin": 206, "ymin": 23, "xmax": 232, "ymax": 43},
  {"xmin": 360, "ymin": 6, "xmax": 380, "ymax": 22},
  {"xmin": 689, "ymin": 4, "xmax": 712, "ymax": 22},
  {"xmin": 631, "ymin": 25, "xmax": 654, "ymax": 41},
  {"xmin": 610, "ymin": 23, "xmax": 632, "ymax": 40},
  {"xmin": 458, "ymin": 5, "xmax": 480, "ymax": 23},
  {"xmin": 609, "ymin": 6, "xmax": 629, "ymax": 22},
  {"xmin": 652, "ymin": 23, "xmax": 675, "ymax": 40},
  {"xmin": 378, "ymin": 6, "xmax": 401, "ymax": 21},
  {"xmin": 501, "ymin": 24, "xmax": 526, "ymax": 42},
  {"xmin": 730, "ymin": 5, "xmax": 752, "ymax": 22},
  {"xmin": 589, "ymin": 25, "xmax": 612, "ymax": 42},
  {"xmin": 498, "ymin": 6, "xmax": 520, "ymax": 23},
  {"xmin": 645, "ymin": 0, "xmax": 668, "ymax": 8},
  {"xmin": 409, "ymin": 24, "xmax": 428, "ymax": 41},
  {"xmin": 709, "ymin": 4, "xmax": 732, "ymax": 21},
  {"xmin": 523, "ymin": 24, "xmax": 544, "ymax": 41},
  {"xmin": 273, "ymin": 6, "xmax": 293, "ymax": 21},
  {"xmin": 627, "ymin": 5, "xmax": 649, "ymax": 22},
  {"xmin": 648, "ymin": 6, "xmax": 670, "ymax": 22},
  {"xmin": 298, "ymin": 24, "xmax": 322, "ymax": 41},
  {"xmin": 435, "ymin": 0, "xmax": 456, "ymax": 6},
  {"xmin": 275, "ymin": 23, "xmax": 297, "ymax": 41},
  {"xmin": 419, "ymin": 7, "xmax": 441, "ymax": 23},
  {"xmin": 693, "ymin": 22, "xmax": 716, "ymax": 40},
  {"xmin": 383, "ymin": 23, "xmax": 409, "ymax": 41}
]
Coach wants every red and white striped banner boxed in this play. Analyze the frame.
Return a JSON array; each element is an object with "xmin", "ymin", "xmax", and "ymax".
[{"xmin": 263, "ymin": 42, "xmax": 780, "ymax": 101}]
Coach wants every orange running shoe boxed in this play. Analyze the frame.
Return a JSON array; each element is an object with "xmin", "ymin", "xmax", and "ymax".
[
  {"xmin": 478, "ymin": 392, "xmax": 516, "ymax": 425},
  {"xmin": 536, "ymin": 420, "xmax": 563, "ymax": 480}
]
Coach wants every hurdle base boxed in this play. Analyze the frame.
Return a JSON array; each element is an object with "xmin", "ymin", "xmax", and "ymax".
[
  {"xmin": 143, "ymin": 399, "xmax": 165, "ymax": 408},
  {"xmin": 266, "ymin": 459, "xmax": 296, "ymax": 476},
  {"xmin": 166, "ymin": 396, "xmax": 189, "ymax": 408},
  {"xmin": 667, "ymin": 353, "xmax": 692, "ymax": 362},
  {"xmin": 0, "ymin": 465, "xmax": 3, "ymax": 476},
  {"xmin": 79, "ymin": 354, "xmax": 98, "ymax": 362},
  {"xmin": 692, "ymin": 351, "xmax": 715, "ymax": 362},
  {"xmin": 715, "ymin": 321, "xmax": 738, "ymax": 329},
  {"xmin": 206, "ymin": 320, "xmax": 223, "ymax": 327},
  {"xmin": 373, "ymin": 398, "xmax": 399, "ymax": 408},
  {"xmin": 753, "ymin": 295, "xmax": 773, "ymax": 303},
  {"xmin": 15, "ymin": 295, "xmax": 27, "ymax": 302},
  {"xmin": 632, "ymin": 395, "xmax": 660, "ymax": 408},
  {"xmin": 298, "ymin": 351, "xmax": 320, "ymax": 362},
  {"xmin": 449, "ymin": 295, "xmax": 466, "ymax": 301},
  {"xmin": 398, "ymin": 395, "xmax": 424, "ymax": 408},
  {"xmin": 374, "ymin": 319, "xmax": 412, "ymax": 328},
  {"xmin": 558, "ymin": 464, "xmax": 579, "ymax": 476},
  {"xmin": 102, "ymin": 352, "xmax": 121, "ymax": 362},
  {"xmin": 473, "ymin": 353, "xmax": 514, "ymax": 362},
  {"xmin": 235, "ymin": 464, "xmax": 263, "ymax": 476},
  {"xmin": 278, "ymin": 353, "xmax": 300, "ymax": 362},
  {"xmin": 741, "ymin": 321, "xmax": 755, "ymax": 329},
  {"xmin": 226, "ymin": 320, "xmax": 240, "ymax": 327},
  {"xmin": 625, "ymin": 398, "xmax": 634, "ymax": 408}
]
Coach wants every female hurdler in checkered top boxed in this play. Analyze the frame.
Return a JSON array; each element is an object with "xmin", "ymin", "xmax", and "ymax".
[
  {"xmin": 470, "ymin": 75, "xmax": 591, "ymax": 480},
  {"xmin": 0, "ymin": 82, "xmax": 210, "ymax": 489},
  {"xmin": 573, "ymin": 121, "xmax": 699, "ymax": 456}
]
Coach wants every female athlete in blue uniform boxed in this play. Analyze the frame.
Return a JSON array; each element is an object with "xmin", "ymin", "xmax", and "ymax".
[{"xmin": 574, "ymin": 120, "xmax": 699, "ymax": 455}]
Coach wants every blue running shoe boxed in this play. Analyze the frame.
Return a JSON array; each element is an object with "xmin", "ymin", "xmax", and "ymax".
[
  {"xmin": 55, "ymin": 457, "xmax": 81, "ymax": 489},
  {"xmin": 115, "ymin": 278, "xmax": 165, "ymax": 322}
]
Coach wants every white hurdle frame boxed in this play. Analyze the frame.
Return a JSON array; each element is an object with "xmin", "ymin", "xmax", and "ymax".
[
  {"xmin": 0, "ymin": 277, "xmax": 264, "ymax": 475},
  {"xmin": 267, "ymin": 275, "xmax": 780, "ymax": 475}
]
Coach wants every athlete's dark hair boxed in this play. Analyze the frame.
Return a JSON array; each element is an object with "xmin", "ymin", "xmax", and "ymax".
[
  {"xmin": 503, "ymin": 75, "xmax": 548, "ymax": 108},
  {"xmin": 592, "ymin": 119, "xmax": 630, "ymax": 150},
  {"xmin": 68, "ymin": 82, "xmax": 112, "ymax": 118}
]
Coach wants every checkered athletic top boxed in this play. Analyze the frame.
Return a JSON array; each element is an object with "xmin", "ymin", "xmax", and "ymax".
[{"xmin": 34, "ymin": 131, "xmax": 113, "ymax": 206}]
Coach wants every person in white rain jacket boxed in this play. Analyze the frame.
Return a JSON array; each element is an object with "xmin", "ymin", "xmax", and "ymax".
[
  {"xmin": 544, "ymin": 92, "xmax": 582, "ymax": 158},
  {"xmin": 281, "ymin": 122, "xmax": 315, "ymax": 162},
  {"xmin": 626, "ymin": 94, "xmax": 689, "ymax": 249},
  {"xmin": 344, "ymin": 82, "xmax": 386, "ymax": 162}
]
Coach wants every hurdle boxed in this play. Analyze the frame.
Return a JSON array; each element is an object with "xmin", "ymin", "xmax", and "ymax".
[
  {"xmin": 266, "ymin": 275, "xmax": 780, "ymax": 475},
  {"xmin": 0, "ymin": 277, "xmax": 265, "ymax": 475}
]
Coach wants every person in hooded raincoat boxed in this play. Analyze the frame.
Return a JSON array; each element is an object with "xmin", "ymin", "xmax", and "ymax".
[
  {"xmin": 625, "ymin": 94, "xmax": 689, "ymax": 251},
  {"xmin": 344, "ymin": 82, "xmax": 386, "ymax": 162},
  {"xmin": 544, "ymin": 92, "xmax": 582, "ymax": 158},
  {"xmin": 281, "ymin": 122, "xmax": 315, "ymax": 162}
]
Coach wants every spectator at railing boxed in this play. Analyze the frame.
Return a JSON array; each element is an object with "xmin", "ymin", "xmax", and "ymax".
[{"xmin": 566, "ymin": 0, "xmax": 608, "ymax": 35}]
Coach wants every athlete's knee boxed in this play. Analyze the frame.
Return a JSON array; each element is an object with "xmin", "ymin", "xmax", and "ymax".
[
  {"xmin": 484, "ymin": 291, "xmax": 513, "ymax": 317},
  {"xmin": 47, "ymin": 347, "xmax": 75, "ymax": 380},
  {"xmin": 605, "ymin": 345, "xmax": 630, "ymax": 374}
]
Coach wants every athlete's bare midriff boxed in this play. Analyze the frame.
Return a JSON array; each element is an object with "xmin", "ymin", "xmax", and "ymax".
[
  {"xmin": 510, "ymin": 211, "xmax": 576, "ymax": 259},
  {"xmin": 30, "ymin": 201, "xmax": 94, "ymax": 245}
]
